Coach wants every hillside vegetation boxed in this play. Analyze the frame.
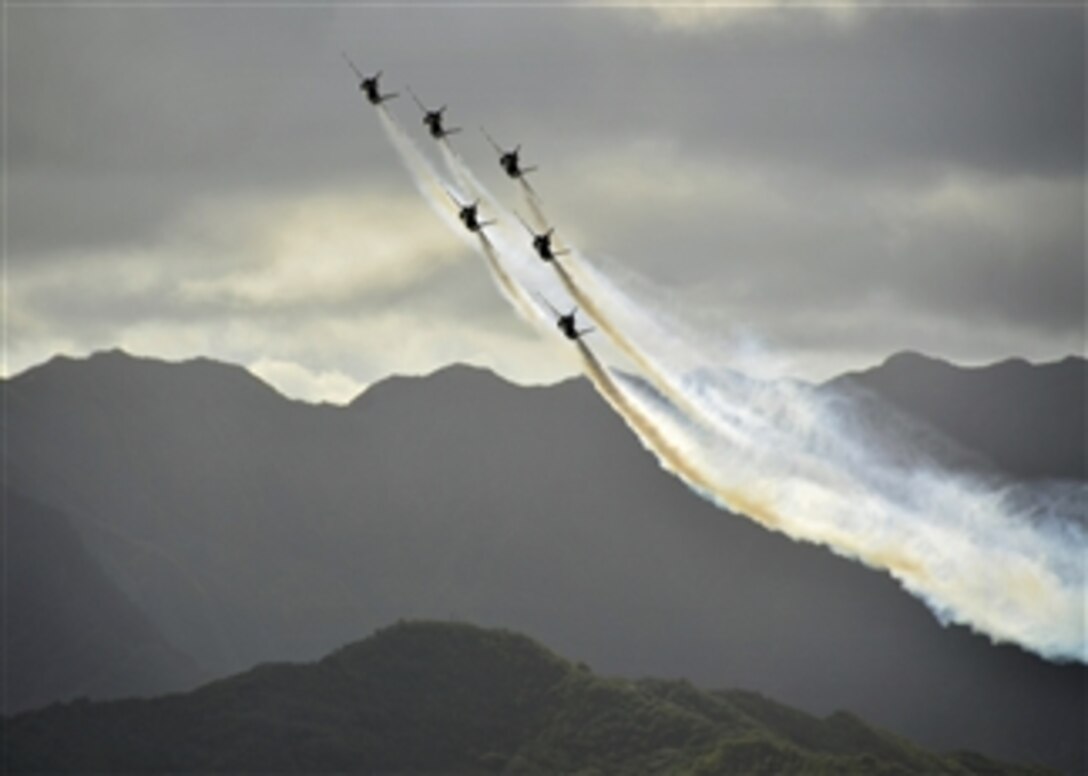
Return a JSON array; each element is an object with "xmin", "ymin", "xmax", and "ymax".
[{"xmin": 5, "ymin": 621, "xmax": 1051, "ymax": 774}]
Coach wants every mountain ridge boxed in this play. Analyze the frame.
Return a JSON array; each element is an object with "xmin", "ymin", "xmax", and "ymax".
[
  {"xmin": 10, "ymin": 346, "xmax": 1083, "ymax": 410},
  {"xmin": 4, "ymin": 621, "xmax": 1052, "ymax": 775},
  {"xmin": 828, "ymin": 349, "xmax": 1087, "ymax": 480},
  {"xmin": 3, "ymin": 347, "xmax": 1084, "ymax": 773}
]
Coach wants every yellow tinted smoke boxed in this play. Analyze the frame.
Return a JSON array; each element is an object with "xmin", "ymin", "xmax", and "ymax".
[
  {"xmin": 374, "ymin": 95, "xmax": 1087, "ymax": 663},
  {"xmin": 577, "ymin": 340, "xmax": 724, "ymax": 498},
  {"xmin": 558, "ymin": 262, "xmax": 715, "ymax": 433},
  {"xmin": 479, "ymin": 236, "xmax": 539, "ymax": 324},
  {"xmin": 378, "ymin": 110, "xmax": 537, "ymax": 326}
]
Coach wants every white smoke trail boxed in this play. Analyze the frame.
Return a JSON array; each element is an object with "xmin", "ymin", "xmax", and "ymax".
[
  {"xmin": 376, "ymin": 109, "xmax": 544, "ymax": 327},
  {"xmin": 575, "ymin": 312, "xmax": 1087, "ymax": 662},
  {"xmin": 519, "ymin": 179, "xmax": 550, "ymax": 234},
  {"xmin": 377, "ymin": 109, "xmax": 455, "ymax": 230},
  {"xmin": 560, "ymin": 233, "xmax": 1088, "ymax": 662},
  {"xmin": 620, "ymin": 362, "xmax": 1087, "ymax": 662},
  {"xmin": 376, "ymin": 104, "xmax": 1087, "ymax": 664},
  {"xmin": 477, "ymin": 234, "xmax": 540, "ymax": 324},
  {"xmin": 438, "ymin": 142, "xmax": 726, "ymax": 434},
  {"xmin": 437, "ymin": 140, "xmax": 754, "ymax": 445},
  {"xmin": 438, "ymin": 141, "xmax": 575, "ymax": 316}
]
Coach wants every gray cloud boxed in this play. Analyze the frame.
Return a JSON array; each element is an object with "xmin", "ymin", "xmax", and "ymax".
[
  {"xmin": 6, "ymin": 4, "xmax": 1084, "ymax": 397},
  {"xmin": 12, "ymin": 6, "xmax": 1080, "ymax": 187}
]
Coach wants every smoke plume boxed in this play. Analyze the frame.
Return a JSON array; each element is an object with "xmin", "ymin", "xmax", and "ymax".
[{"xmin": 371, "ymin": 99, "xmax": 1087, "ymax": 664}]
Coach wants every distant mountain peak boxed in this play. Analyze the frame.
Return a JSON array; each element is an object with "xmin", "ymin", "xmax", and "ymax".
[
  {"xmin": 879, "ymin": 350, "xmax": 942, "ymax": 370},
  {"xmin": 349, "ymin": 361, "xmax": 577, "ymax": 411},
  {"xmin": 325, "ymin": 620, "xmax": 569, "ymax": 680},
  {"xmin": 10, "ymin": 347, "xmax": 284, "ymax": 403},
  {"xmin": 876, "ymin": 349, "xmax": 1083, "ymax": 376},
  {"xmin": 833, "ymin": 349, "xmax": 1086, "ymax": 480},
  {"xmin": 27, "ymin": 347, "xmax": 139, "ymax": 374},
  {"xmin": 390, "ymin": 362, "xmax": 512, "ymax": 391},
  {"xmin": 83, "ymin": 346, "xmax": 132, "ymax": 363}
]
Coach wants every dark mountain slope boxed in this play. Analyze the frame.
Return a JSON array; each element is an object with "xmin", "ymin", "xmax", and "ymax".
[
  {"xmin": 2, "ymin": 489, "xmax": 203, "ymax": 711},
  {"xmin": 3, "ymin": 350, "xmax": 1083, "ymax": 773},
  {"xmin": 4, "ymin": 621, "xmax": 1047, "ymax": 775},
  {"xmin": 830, "ymin": 352, "xmax": 1086, "ymax": 480}
]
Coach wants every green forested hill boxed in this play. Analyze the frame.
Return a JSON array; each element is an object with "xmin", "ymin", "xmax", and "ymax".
[{"xmin": 5, "ymin": 621, "xmax": 1051, "ymax": 774}]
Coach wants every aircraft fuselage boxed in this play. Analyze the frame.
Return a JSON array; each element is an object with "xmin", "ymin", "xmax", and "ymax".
[
  {"xmin": 459, "ymin": 207, "xmax": 483, "ymax": 232},
  {"xmin": 425, "ymin": 114, "xmax": 445, "ymax": 138},
  {"xmin": 500, "ymin": 153, "xmax": 520, "ymax": 177},
  {"xmin": 533, "ymin": 235, "xmax": 554, "ymax": 261},
  {"xmin": 362, "ymin": 80, "xmax": 382, "ymax": 103}
]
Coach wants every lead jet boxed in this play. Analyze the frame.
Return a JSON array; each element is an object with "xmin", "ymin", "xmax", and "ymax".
[
  {"xmin": 516, "ymin": 213, "xmax": 568, "ymax": 262},
  {"xmin": 481, "ymin": 128, "xmax": 537, "ymax": 180},
  {"xmin": 407, "ymin": 88, "xmax": 461, "ymax": 140},
  {"xmin": 341, "ymin": 54, "xmax": 398, "ymax": 105},
  {"xmin": 446, "ymin": 190, "xmax": 494, "ymax": 233},
  {"xmin": 539, "ymin": 296, "xmax": 594, "ymax": 340}
]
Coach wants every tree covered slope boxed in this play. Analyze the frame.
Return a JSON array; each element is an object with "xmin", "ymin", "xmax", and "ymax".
[{"xmin": 5, "ymin": 622, "xmax": 1052, "ymax": 774}]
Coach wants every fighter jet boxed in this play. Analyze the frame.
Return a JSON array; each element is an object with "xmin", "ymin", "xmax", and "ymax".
[
  {"xmin": 516, "ymin": 213, "xmax": 568, "ymax": 262},
  {"xmin": 446, "ymin": 190, "xmax": 494, "ymax": 233},
  {"xmin": 341, "ymin": 54, "xmax": 398, "ymax": 105},
  {"xmin": 407, "ymin": 88, "xmax": 461, "ymax": 139},
  {"xmin": 481, "ymin": 128, "xmax": 537, "ymax": 180},
  {"xmin": 539, "ymin": 296, "xmax": 594, "ymax": 340}
]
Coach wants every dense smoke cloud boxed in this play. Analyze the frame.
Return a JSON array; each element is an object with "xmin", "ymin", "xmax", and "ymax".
[{"xmin": 374, "ymin": 98, "xmax": 1087, "ymax": 664}]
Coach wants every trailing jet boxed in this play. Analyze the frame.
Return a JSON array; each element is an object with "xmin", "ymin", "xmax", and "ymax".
[
  {"xmin": 408, "ymin": 88, "xmax": 461, "ymax": 139},
  {"xmin": 539, "ymin": 295, "xmax": 594, "ymax": 340},
  {"xmin": 446, "ymin": 190, "xmax": 494, "ymax": 233},
  {"xmin": 516, "ymin": 213, "xmax": 568, "ymax": 262},
  {"xmin": 341, "ymin": 54, "xmax": 397, "ymax": 105},
  {"xmin": 481, "ymin": 128, "xmax": 537, "ymax": 179}
]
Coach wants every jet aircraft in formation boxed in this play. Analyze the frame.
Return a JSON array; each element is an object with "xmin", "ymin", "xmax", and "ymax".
[
  {"xmin": 540, "ymin": 297, "xmax": 594, "ymax": 341},
  {"xmin": 342, "ymin": 54, "xmax": 398, "ymax": 105},
  {"xmin": 348, "ymin": 62, "xmax": 592, "ymax": 341},
  {"xmin": 407, "ymin": 88, "xmax": 461, "ymax": 139},
  {"xmin": 482, "ymin": 129, "xmax": 537, "ymax": 180},
  {"xmin": 446, "ymin": 190, "xmax": 495, "ymax": 233},
  {"xmin": 516, "ymin": 213, "xmax": 569, "ymax": 262}
]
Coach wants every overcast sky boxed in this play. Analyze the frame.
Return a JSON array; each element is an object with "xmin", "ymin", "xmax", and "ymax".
[{"xmin": 5, "ymin": 1, "xmax": 1084, "ymax": 401}]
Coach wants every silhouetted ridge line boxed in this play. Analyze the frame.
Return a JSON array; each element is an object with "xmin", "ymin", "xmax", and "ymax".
[
  {"xmin": 5, "ymin": 348, "xmax": 1083, "ymax": 773},
  {"xmin": 4, "ymin": 622, "xmax": 1049, "ymax": 774}
]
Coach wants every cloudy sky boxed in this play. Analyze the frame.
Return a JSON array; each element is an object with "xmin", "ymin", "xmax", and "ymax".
[{"xmin": 5, "ymin": 1, "xmax": 1084, "ymax": 401}]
